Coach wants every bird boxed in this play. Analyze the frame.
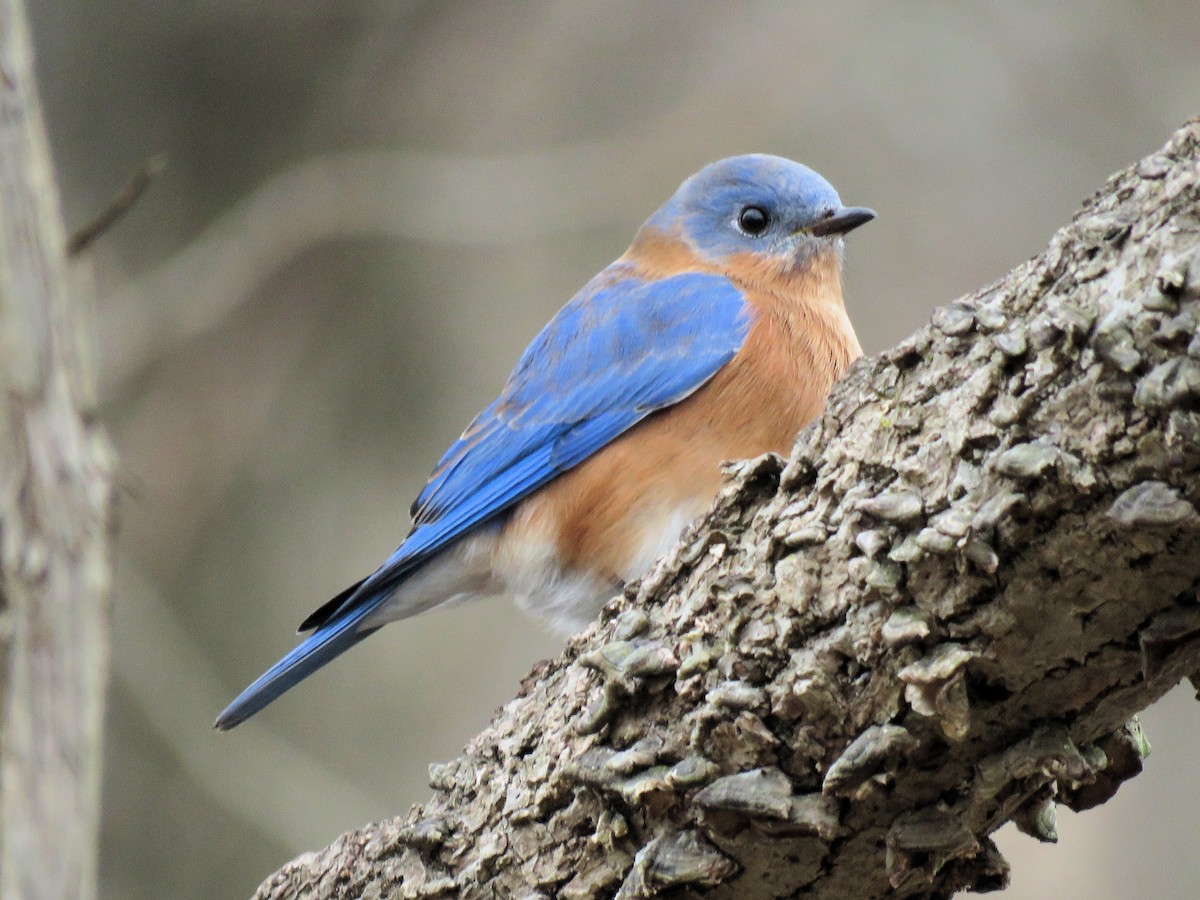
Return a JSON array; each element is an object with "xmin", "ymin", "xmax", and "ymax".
[{"xmin": 215, "ymin": 154, "xmax": 873, "ymax": 730}]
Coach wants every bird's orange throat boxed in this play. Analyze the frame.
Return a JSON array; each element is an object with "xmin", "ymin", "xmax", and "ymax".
[{"xmin": 729, "ymin": 244, "xmax": 862, "ymax": 380}]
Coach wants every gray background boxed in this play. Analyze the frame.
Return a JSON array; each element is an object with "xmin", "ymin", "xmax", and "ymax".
[{"xmin": 28, "ymin": 2, "xmax": 1200, "ymax": 897}]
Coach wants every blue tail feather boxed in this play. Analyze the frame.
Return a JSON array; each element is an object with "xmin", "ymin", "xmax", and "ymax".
[{"xmin": 215, "ymin": 599, "xmax": 381, "ymax": 730}]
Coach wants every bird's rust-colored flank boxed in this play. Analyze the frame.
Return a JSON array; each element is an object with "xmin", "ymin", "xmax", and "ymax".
[{"xmin": 500, "ymin": 227, "xmax": 860, "ymax": 580}]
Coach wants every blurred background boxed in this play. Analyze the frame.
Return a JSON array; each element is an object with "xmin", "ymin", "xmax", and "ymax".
[{"xmin": 27, "ymin": 2, "xmax": 1200, "ymax": 897}]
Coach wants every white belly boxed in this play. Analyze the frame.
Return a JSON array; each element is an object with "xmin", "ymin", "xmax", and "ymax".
[
  {"xmin": 493, "ymin": 500, "xmax": 703, "ymax": 634},
  {"xmin": 361, "ymin": 500, "xmax": 704, "ymax": 636}
]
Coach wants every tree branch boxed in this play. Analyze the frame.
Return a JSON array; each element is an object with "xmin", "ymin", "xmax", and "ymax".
[
  {"xmin": 0, "ymin": 2, "xmax": 117, "ymax": 898},
  {"xmin": 255, "ymin": 121, "xmax": 1200, "ymax": 899}
]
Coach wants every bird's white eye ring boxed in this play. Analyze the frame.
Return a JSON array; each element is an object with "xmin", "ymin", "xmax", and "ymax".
[{"xmin": 737, "ymin": 205, "xmax": 770, "ymax": 235}]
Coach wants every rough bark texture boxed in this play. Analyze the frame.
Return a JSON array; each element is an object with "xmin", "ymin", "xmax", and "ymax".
[
  {"xmin": 256, "ymin": 122, "xmax": 1200, "ymax": 899},
  {"xmin": 0, "ymin": 1, "xmax": 117, "ymax": 898}
]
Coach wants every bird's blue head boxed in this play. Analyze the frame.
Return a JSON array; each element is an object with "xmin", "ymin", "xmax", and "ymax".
[{"xmin": 643, "ymin": 154, "xmax": 874, "ymax": 263}]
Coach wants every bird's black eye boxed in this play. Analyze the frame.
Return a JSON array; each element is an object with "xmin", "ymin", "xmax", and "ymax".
[{"xmin": 738, "ymin": 205, "xmax": 770, "ymax": 235}]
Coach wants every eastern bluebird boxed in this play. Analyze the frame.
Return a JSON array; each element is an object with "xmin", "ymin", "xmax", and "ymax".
[{"xmin": 216, "ymin": 155, "xmax": 873, "ymax": 729}]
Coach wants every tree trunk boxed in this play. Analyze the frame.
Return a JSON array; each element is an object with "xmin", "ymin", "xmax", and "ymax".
[
  {"xmin": 0, "ymin": 2, "xmax": 117, "ymax": 898},
  {"xmin": 255, "ymin": 120, "xmax": 1200, "ymax": 899}
]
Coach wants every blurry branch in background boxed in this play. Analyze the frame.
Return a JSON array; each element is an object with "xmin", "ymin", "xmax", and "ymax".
[
  {"xmin": 0, "ymin": 1, "xmax": 117, "ymax": 898},
  {"xmin": 66, "ymin": 153, "xmax": 167, "ymax": 257},
  {"xmin": 113, "ymin": 570, "xmax": 383, "ymax": 849},
  {"xmin": 99, "ymin": 142, "xmax": 654, "ymax": 397},
  {"xmin": 255, "ymin": 122, "xmax": 1200, "ymax": 899}
]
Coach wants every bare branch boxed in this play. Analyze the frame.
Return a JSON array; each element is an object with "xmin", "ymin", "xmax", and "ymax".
[
  {"xmin": 66, "ymin": 153, "xmax": 166, "ymax": 256},
  {"xmin": 0, "ymin": 1, "xmax": 117, "ymax": 898},
  {"xmin": 254, "ymin": 121, "xmax": 1200, "ymax": 899},
  {"xmin": 98, "ymin": 142, "xmax": 652, "ymax": 396}
]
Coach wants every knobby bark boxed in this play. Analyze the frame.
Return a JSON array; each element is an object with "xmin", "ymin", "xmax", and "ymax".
[
  {"xmin": 257, "ymin": 122, "xmax": 1200, "ymax": 899},
  {"xmin": 0, "ymin": 1, "xmax": 117, "ymax": 898}
]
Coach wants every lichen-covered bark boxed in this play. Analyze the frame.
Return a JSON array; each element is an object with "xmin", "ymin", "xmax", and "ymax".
[
  {"xmin": 256, "ymin": 121, "xmax": 1200, "ymax": 899},
  {"xmin": 0, "ymin": 1, "xmax": 117, "ymax": 897}
]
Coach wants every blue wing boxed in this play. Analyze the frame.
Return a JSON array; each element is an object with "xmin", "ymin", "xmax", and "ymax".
[
  {"xmin": 379, "ymin": 268, "xmax": 752, "ymax": 590},
  {"xmin": 215, "ymin": 268, "xmax": 751, "ymax": 728}
]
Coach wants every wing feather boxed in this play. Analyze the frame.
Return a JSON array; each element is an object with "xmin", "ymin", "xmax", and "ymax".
[
  {"xmin": 343, "ymin": 270, "xmax": 748, "ymax": 611},
  {"xmin": 217, "ymin": 268, "xmax": 752, "ymax": 728}
]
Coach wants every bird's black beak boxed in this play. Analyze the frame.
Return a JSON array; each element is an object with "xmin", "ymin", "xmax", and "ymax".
[{"xmin": 808, "ymin": 206, "xmax": 876, "ymax": 237}]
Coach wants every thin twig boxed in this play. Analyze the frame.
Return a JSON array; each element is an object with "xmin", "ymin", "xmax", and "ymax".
[{"xmin": 66, "ymin": 153, "xmax": 167, "ymax": 256}]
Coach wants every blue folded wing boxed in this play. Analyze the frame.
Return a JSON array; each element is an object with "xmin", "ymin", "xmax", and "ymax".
[
  {"xmin": 216, "ymin": 268, "xmax": 750, "ymax": 728},
  {"xmin": 381, "ymin": 269, "xmax": 752, "ymax": 592}
]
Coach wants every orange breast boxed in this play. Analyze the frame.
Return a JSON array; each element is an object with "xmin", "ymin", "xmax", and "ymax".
[{"xmin": 497, "ymin": 242, "xmax": 861, "ymax": 584}]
